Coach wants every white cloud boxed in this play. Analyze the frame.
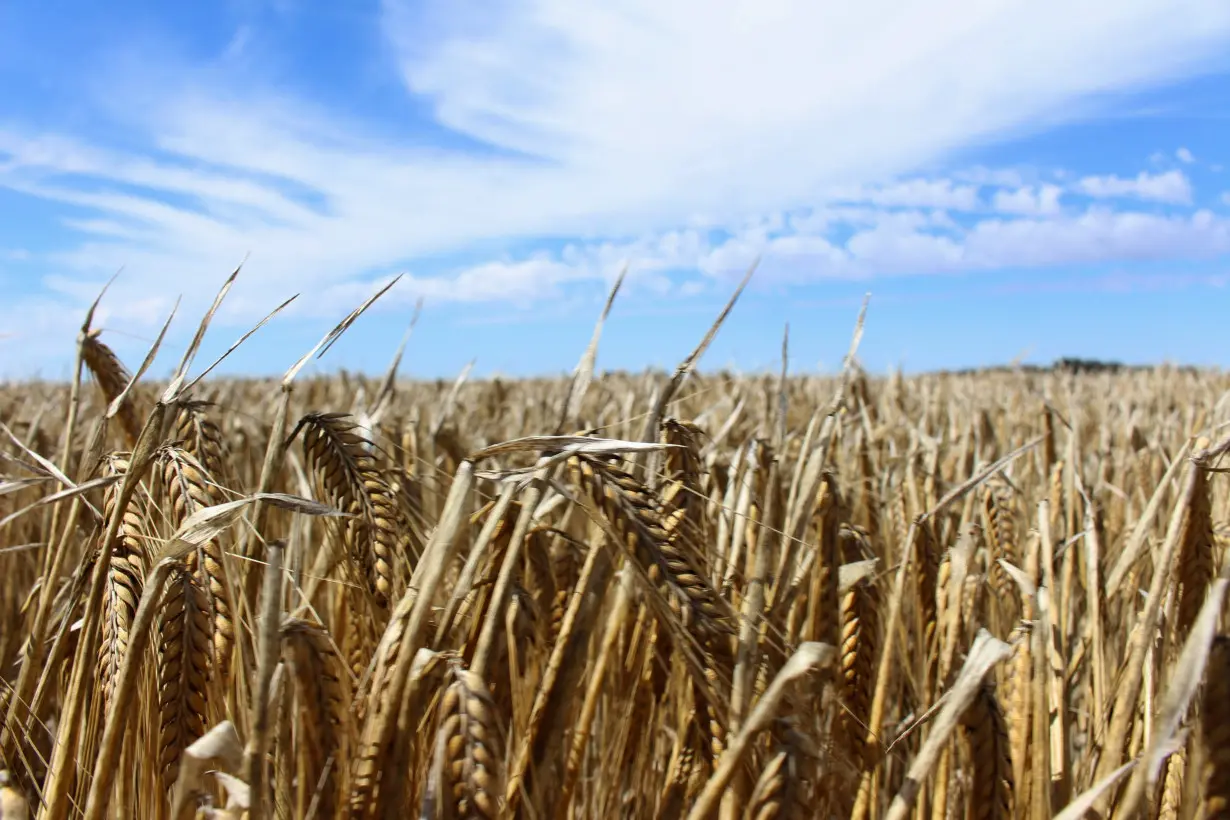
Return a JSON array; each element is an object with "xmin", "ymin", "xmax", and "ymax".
[
  {"xmin": 992, "ymin": 184, "xmax": 1064, "ymax": 215},
  {"xmin": 961, "ymin": 208, "xmax": 1229, "ymax": 266},
  {"xmin": 835, "ymin": 180, "xmax": 981, "ymax": 211},
  {"xmin": 1077, "ymin": 169, "xmax": 1193, "ymax": 204},
  {"xmin": 1177, "ymin": 147, "xmax": 1196, "ymax": 163},
  {"xmin": 846, "ymin": 225, "xmax": 965, "ymax": 272},
  {"xmin": 0, "ymin": 0, "xmax": 1228, "ymax": 365},
  {"xmin": 388, "ymin": 0, "xmax": 1230, "ymax": 198},
  {"xmin": 952, "ymin": 167, "xmax": 1029, "ymax": 188},
  {"xmin": 650, "ymin": 204, "xmax": 1230, "ymax": 282}
]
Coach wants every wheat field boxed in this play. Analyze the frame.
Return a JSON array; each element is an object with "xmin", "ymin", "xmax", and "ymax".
[{"xmin": 2, "ymin": 278, "xmax": 1230, "ymax": 819}]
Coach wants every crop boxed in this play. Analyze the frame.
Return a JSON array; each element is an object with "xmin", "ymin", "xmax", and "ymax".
[{"xmin": 1, "ymin": 275, "xmax": 1229, "ymax": 819}]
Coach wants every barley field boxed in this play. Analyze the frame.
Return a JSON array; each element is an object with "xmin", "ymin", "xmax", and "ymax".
[{"xmin": 2, "ymin": 279, "xmax": 1230, "ymax": 819}]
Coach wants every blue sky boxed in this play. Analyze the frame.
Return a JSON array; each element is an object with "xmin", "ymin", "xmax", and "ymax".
[{"xmin": 3, "ymin": 0, "xmax": 1230, "ymax": 380}]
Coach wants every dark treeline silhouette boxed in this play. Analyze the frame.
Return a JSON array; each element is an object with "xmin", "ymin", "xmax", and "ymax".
[{"xmin": 943, "ymin": 358, "xmax": 1205, "ymax": 376}]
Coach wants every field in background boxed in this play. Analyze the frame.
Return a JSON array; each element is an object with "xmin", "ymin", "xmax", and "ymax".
[{"xmin": 2, "ymin": 281, "xmax": 1230, "ymax": 819}]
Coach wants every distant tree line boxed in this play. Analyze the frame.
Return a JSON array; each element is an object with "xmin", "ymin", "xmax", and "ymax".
[
  {"xmin": 1047, "ymin": 357, "xmax": 1127, "ymax": 373},
  {"xmin": 945, "ymin": 357, "xmax": 1204, "ymax": 376}
]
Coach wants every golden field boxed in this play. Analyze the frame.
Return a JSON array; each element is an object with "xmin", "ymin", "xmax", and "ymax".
[{"xmin": 2, "ymin": 281, "xmax": 1229, "ymax": 819}]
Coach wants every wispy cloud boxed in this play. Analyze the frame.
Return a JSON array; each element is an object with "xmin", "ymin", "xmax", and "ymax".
[
  {"xmin": 991, "ymin": 184, "xmax": 1064, "ymax": 216},
  {"xmin": 694, "ymin": 205, "xmax": 1230, "ymax": 280},
  {"xmin": 1077, "ymin": 169, "xmax": 1194, "ymax": 204}
]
